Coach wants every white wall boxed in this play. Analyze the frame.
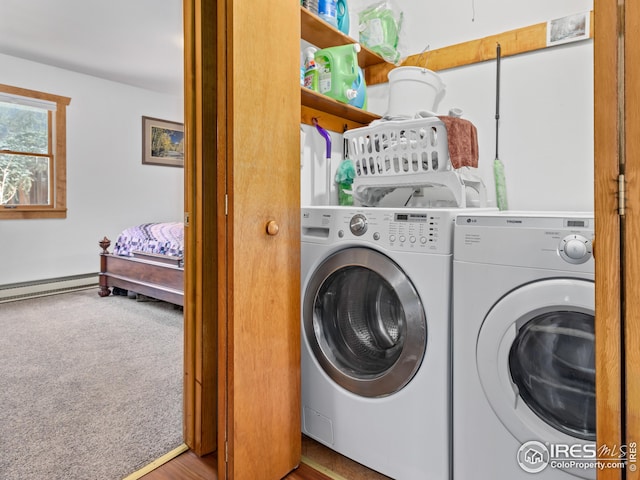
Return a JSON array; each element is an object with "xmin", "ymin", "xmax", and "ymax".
[
  {"xmin": 303, "ymin": 0, "xmax": 594, "ymax": 212},
  {"xmin": 363, "ymin": 0, "xmax": 593, "ymax": 55},
  {"xmin": 0, "ymin": 53, "xmax": 183, "ymax": 285},
  {"xmin": 301, "ymin": 125, "xmax": 345, "ymax": 207}
]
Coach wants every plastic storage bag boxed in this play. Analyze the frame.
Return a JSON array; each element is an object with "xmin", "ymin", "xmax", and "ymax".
[
  {"xmin": 358, "ymin": 0, "xmax": 404, "ymax": 64},
  {"xmin": 335, "ymin": 159, "xmax": 356, "ymax": 205}
]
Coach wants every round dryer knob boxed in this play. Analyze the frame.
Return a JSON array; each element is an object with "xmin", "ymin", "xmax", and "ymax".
[
  {"xmin": 349, "ymin": 214, "xmax": 368, "ymax": 236},
  {"xmin": 559, "ymin": 235, "xmax": 592, "ymax": 264}
]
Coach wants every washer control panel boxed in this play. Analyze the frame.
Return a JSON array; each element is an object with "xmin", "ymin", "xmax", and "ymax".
[
  {"xmin": 333, "ymin": 209, "xmax": 455, "ymax": 254},
  {"xmin": 349, "ymin": 213, "xmax": 368, "ymax": 236}
]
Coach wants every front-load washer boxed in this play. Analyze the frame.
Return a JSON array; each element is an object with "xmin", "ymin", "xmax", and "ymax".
[
  {"xmin": 452, "ymin": 212, "xmax": 596, "ymax": 480},
  {"xmin": 301, "ymin": 205, "xmax": 461, "ymax": 480}
]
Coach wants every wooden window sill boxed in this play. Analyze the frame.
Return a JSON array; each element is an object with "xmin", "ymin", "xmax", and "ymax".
[{"xmin": 0, "ymin": 208, "xmax": 67, "ymax": 220}]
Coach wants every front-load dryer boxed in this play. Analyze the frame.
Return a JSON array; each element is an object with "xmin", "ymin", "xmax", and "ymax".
[
  {"xmin": 452, "ymin": 212, "xmax": 596, "ymax": 480},
  {"xmin": 301, "ymin": 205, "xmax": 459, "ymax": 480}
]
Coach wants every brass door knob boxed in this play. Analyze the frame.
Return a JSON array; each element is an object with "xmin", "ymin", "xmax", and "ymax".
[{"xmin": 266, "ymin": 220, "xmax": 279, "ymax": 236}]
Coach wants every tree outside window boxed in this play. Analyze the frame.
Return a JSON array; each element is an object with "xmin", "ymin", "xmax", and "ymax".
[
  {"xmin": 0, "ymin": 102, "xmax": 50, "ymax": 206},
  {"xmin": 0, "ymin": 85, "xmax": 70, "ymax": 219}
]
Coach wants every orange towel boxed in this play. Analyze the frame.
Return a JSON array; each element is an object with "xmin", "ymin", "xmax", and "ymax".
[{"xmin": 437, "ymin": 116, "xmax": 479, "ymax": 169}]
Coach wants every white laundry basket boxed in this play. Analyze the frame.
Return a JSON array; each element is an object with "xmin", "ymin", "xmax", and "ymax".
[{"xmin": 344, "ymin": 117, "xmax": 486, "ymax": 207}]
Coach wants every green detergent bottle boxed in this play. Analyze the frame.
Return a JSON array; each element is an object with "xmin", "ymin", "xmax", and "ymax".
[{"xmin": 314, "ymin": 43, "xmax": 361, "ymax": 104}]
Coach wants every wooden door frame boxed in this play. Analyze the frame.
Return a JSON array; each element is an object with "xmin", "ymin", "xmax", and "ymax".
[
  {"xmin": 183, "ymin": 0, "xmax": 219, "ymax": 455},
  {"xmin": 594, "ymin": 1, "xmax": 623, "ymax": 479},
  {"xmin": 624, "ymin": 2, "xmax": 640, "ymax": 478}
]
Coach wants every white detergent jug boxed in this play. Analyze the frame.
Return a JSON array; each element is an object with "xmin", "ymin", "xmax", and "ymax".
[{"xmin": 385, "ymin": 66, "xmax": 446, "ymax": 118}]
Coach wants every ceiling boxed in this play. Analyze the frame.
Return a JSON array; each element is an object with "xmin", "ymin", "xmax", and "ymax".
[{"xmin": 0, "ymin": 0, "xmax": 184, "ymax": 95}]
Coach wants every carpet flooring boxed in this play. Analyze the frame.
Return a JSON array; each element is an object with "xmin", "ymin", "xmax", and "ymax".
[{"xmin": 0, "ymin": 289, "xmax": 183, "ymax": 480}]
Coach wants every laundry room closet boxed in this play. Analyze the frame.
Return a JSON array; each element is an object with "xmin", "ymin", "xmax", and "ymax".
[
  {"xmin": 301, "ymin": 0, "xmax": 594, "ymax": 211},
  {"xmin": 182, "ymin": 0, "xmax": 637, "ymax": 478},
  {"xmin": 296, "ymin": 0, "xmax": 624, "ymax": 479}
]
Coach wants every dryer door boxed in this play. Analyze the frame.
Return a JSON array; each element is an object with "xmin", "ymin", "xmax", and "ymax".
[
  {"xmin": 303, "ymin": 247, "xmax": 426, "ymax": 398},
  {"xmin": 476, "ymin": 278, "xmax": 595, "ymax": 446}
]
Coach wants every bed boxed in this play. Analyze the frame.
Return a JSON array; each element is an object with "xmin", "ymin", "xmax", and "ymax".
[{"xmin": 98, "ymin": 222, "xmax": 184, "ymax": 306}]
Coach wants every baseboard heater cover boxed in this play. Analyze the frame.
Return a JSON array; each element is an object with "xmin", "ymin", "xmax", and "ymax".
[{"xmin": 0, "ymin": 273, "xmax": 99, "ymax": 303}]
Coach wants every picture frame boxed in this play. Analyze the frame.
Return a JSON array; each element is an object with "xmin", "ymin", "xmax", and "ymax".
[
  {"xmin": 546, "ymin": 12, "xmax": 590, "ymax": 47},
  {"xmin": 142, "ymin": 116, "xmax": 184, "ymax": 167}
]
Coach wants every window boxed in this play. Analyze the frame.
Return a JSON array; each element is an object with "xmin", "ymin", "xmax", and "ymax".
[{"xmin": 0, "ymin": 84, "xmax": 71, "ymax": 219}]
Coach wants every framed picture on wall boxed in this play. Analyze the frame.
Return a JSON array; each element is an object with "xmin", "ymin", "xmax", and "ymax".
[
  {"xmin": 142, "ymin": 116, "xmax": 184, "ymax": 167},
  {"xmin": 546, "ymin": 12, "xmax": 590, "ymax": 47}
]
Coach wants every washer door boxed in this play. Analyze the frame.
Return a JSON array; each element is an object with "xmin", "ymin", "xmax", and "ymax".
[
  {"xmin": 303, "ymin": 247, "xmax": 426, "ymax": 398},
  {"xmin": 477, "ymin": 278, "xmax": 595, "ymax": 445}
]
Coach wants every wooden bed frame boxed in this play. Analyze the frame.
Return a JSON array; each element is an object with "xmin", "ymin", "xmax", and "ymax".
[{"xmin": 98, "ymin": 237, "xmax": 184, "ymax": 306}]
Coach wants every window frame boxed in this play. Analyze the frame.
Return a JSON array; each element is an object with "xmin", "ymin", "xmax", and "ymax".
[{"xmin": 0, "ymin": 84, "xmax": 71, "ymax": 219}]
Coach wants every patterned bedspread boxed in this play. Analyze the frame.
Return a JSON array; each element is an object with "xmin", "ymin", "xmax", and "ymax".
[{"xmin": 113, "ymin": 222, "xmax": 184, "ymax": 258}]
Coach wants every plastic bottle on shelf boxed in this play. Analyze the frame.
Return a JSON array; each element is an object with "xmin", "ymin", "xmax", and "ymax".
[
  {"xmin": 302, "ymin": 0, "xmax": 318, "ymax": 15},
  {"xmin": 314, "ymin": 43, "xmax": 360, "ymax": 104},
  {"xmin": 303, "ymin": 47, "xmax": 319, "ymax": 92},
  {"xmin": 336, "ymin": 0, "xmax": 349, "ymax": 34},
  {"xmin": 348, "ymin": 66, "xmax": 367, "ymax": 109},
  {"xmin": 318, "ymin": 0, "xmax": 338, "ymax": 27}
]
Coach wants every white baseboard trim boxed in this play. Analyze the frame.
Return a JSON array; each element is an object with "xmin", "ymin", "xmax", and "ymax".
[{"xmin": 0, "ymin": 274, "xmax": 99, "ymax": 303}]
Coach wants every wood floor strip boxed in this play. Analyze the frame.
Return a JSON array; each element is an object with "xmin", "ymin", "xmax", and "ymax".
[
  {"xmin": 123, "ymin": 444, "xmax": 190, "ymax": 480},
  {"xmin": 301, "ymin": 456, "xmax": 350, "ymax": 480},
  {"xmin": 136, "ymin": 436, "xmax": 388, "ymax": 479},
  {"xmin": 287, "ymin": 462, "xmax": 337, "ymax": 480},
  {"xmin": 139, "ymin": 450, "xmax": 217, "ymax": 479}
]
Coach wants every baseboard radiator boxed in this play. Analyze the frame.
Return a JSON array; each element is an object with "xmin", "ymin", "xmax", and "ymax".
[{"xmin": 0, "ymin": 274, "xmax": 99, "ymax": 303}]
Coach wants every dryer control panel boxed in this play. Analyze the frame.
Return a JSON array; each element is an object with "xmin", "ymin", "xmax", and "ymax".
[
  {"xmin": 454, "ymin": 213, "xmax": 594, "ymax": 272},
  {"xmin": 559, "ymin": 234, "xmax": 593, "ymax": 264},
  {"xmin": 301, "ymin": 206, "xmax": 458, "ymax": 255}
]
